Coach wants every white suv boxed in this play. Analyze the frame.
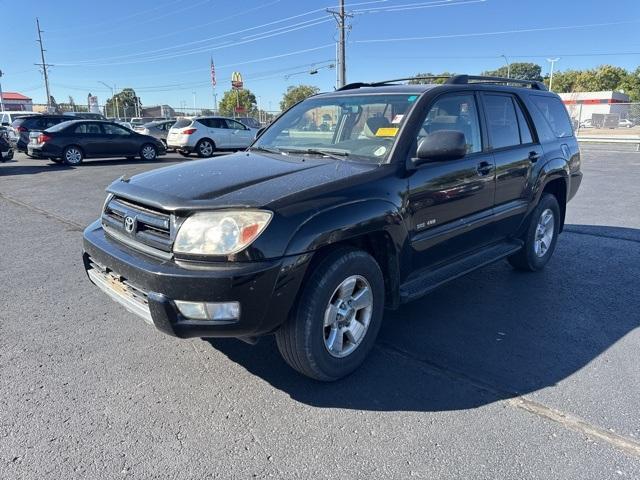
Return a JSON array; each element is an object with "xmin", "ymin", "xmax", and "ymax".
[{"xmin": 167, "ymin": 116, "xmax": 257, "ymax": 157}]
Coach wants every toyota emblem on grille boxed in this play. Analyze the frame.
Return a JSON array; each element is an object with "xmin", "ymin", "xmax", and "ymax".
[{"xmin": 124, "ymin": 216, "xmax": 136, "ymax": 234}]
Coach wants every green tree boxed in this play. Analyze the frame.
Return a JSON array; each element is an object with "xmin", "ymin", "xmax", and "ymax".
[
  {"xmin": 619, "ymin": 67, "xmax": 640, "ymax": 102},
  {"xmin": 280, "ymin": 85, "xmax": 320, "ymax": 111},
  {"xmin": 409, "ymin": 72, "xmax": 454, "ymax": 84},
  {"xmin": 105, "ymin": 88, "xmax": 142, "ymax": 119},
  {"xmin": 218, "ymin": 89, "xmax": 257, "ymax": 117},
  {"xmin": 482, "ymin": 62, "xmax": 543, "ymax": 81}
]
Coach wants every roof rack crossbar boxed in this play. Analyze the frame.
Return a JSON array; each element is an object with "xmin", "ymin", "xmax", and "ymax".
[
  {"xmin": 337, "ymin": 76, "xmax": 451, "ymax": 91},
  {"xmin": 446, "ymin": 75, "xmax": 548, "ymax": 90}
]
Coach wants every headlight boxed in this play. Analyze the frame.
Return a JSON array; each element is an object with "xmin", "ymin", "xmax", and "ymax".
[{"xmin": 174, "ymin": 210, "xmax": 272, "ymax": 255}]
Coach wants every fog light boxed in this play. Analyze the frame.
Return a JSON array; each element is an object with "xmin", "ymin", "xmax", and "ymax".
[{"xmin": 175, "ymin": 300, "xmax": 240, "ymax": 321}]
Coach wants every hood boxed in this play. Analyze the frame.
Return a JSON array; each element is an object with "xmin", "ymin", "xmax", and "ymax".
[{"xmin": 107, "ymin": 152, "xmax": 379, "ymax": 212}]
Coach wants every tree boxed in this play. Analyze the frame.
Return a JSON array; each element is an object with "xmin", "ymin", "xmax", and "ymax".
[
  {"xmin": 218, "ymin": 89, "xmax": 258, "ymax": 117},
  {"xmin": 409, "ymin": 72, "xmax": 454, "ymax": 84},
  {"xmin": 482, "ymin": 62, "xmax": 543, "ymax": 81},
  {"xmin": 280, "ymin": 85, "xmax": 320, "ymax": 111},
  {"xmin": 105, "ymin": 88, "xmax": 142, "ymax": 119}
]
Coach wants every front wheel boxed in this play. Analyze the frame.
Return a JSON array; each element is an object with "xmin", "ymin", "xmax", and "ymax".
[
  {"xmin": 62, "ymin": 146, "xmax": 83, "ymax": 166},
  {"xmin": 508, "ymin": 193, "xmax": 561, "ymax": 271},
  {"xmin": 140, "ymin": 144, "xmax": 157, "ymax": 161},
  {"xmin": 275, "ymin": 248, "xmax": 385, "ymax": 381}
]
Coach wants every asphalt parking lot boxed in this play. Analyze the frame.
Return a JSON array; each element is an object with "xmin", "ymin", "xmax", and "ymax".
[{"xmin": 1, "ymin": 146, "xmax": 639, "ymax": 479}]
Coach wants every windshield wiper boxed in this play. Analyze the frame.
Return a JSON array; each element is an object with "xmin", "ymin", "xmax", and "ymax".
[
  {"xmin": 249, "ymin": 145, "xmax": 283, "ymax": 155},
  {"xmin": 284, "ymin": 148, "xmax": 350, "ymax": 161}
]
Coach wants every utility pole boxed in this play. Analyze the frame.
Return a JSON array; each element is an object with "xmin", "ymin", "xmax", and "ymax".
[
  {"xmin": 327, "ymin": 0, "xmax": 352, "ymax": 89},
  {"xmin": 547, "ymin": 58, "xmax": 560, "ymax": 91},
  {"xmin": 501, "ymin": 55, "xmax": 511, "ymax": 79},
  {"xmin": 0, "ymin": 70, "xmax": 4, "ymax": 112},
  {"xmin": 35, "ymin": 18, "xmax": 53, "ymax": 110}
]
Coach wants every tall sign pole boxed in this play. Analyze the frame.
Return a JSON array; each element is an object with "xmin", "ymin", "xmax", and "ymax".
[
  {"xmin": 327, "ymin": 0, "xmax": 352, "ymax": 89},
  {"xmin": 0, "ymin": 70, "xmax": 4, "ymax": 112},
  {"xmin": 35, "ymin": 18, "xmax": 52, "ymax": 110},
  {"xmin": 210, "ymin": 57, "xmax": 217, "ymax": 113}
]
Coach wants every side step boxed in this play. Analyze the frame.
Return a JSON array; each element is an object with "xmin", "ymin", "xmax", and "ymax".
[{"xmin": 399, "ymin": 240, "xmax": 523, "ymax": 303}]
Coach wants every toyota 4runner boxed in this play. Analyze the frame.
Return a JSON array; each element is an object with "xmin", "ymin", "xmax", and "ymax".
[{"xmin": 83, "ymin": 75, "xmax": 582, "ymax": 381}]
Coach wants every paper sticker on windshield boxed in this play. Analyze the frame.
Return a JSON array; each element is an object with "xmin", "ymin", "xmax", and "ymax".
[
  {"xmin": 376, "ymin": 127, "xmax": 399, "ymax": 137},
  {"xmin": 374, "ymin": 146, "xmax": 387, "ymax": 157},
  {"xmin": 392, "ymin": 114, "xmax": 404, "ymax": 124}
]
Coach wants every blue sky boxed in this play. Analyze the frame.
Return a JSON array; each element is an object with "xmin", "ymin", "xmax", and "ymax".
[{"xmin": 2, "ymin": 0, "xmax": 639, "ymax": 112}]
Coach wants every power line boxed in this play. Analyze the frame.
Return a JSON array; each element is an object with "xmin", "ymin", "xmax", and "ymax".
[{"xmin": 354, "ymin": 20, "xmax": 640, "ymax": 44}]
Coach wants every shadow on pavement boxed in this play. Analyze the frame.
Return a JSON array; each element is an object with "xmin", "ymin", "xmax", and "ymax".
[
  {"xmin": 0, "ymin": 157, "xmax": 179, "ymax": 176},
  {"xmin": 205, "ymin": 224, "xmax": 640, "ymax": 411}
]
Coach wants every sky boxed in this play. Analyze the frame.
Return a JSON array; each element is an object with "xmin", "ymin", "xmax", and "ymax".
[{"xmin": 2, "ymin": 0, "xmax": 640, "ymax": 112}]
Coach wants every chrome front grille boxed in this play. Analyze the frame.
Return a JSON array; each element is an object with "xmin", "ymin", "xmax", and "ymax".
[{"xmin": 102, "ymin": 196, "xmax": 173, "ymax": 256}]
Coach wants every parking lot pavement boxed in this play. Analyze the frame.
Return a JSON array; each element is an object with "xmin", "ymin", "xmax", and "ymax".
[{"xmin": 1, "ymin": 149, "xmax": 639, "ymax": 479}]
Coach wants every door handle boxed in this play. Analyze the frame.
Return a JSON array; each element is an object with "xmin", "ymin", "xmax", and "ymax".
[
  {"xmin": 528, "ymin": 151, "xmax": 540, "ymax": 162},
  {"xmin": 476, "ymin": 161, "xmax": 493, "ymax": 176}
]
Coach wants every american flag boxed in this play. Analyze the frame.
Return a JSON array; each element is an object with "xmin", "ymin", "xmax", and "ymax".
[{"xmin": 210, "ymin": 57, "xmax": 216, "ymax": 87}]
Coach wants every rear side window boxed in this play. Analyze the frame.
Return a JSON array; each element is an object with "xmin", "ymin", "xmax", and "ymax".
[
  {"xmin": 172, "ymin": 119, "xmax": 192, "ymax": 129},
  {"xmin": 73, "ymin": 123, "xmax": 102, "ymax": 134},
  {"xmin": 514, "ymin": 101, "xmax": 534, "ymax": 144},
  {"xmin": 483, "ymin": 94, "xmax": 520, "ymax": 149},
  {"xmin": 531, "ymin": 96, "xmax": 573, "ymax": 138}
]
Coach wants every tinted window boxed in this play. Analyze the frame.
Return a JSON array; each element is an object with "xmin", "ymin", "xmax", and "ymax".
[
  {"xmin": 202, "ymin": 118, "xmax": 225, "ymax": 128},
  {"xmin": 418, "ymin": 94, "xmax": 482, "ymax": 154},
  {"xmin": 531, "ymin": 96, "xmax": 573, "ymax": 138},
  {"xmin": 172, "ymin": 119, "xmax": 192, "ymax": 129},
  {"xmin": 103, "ymin": 123, "xmax": 131, "ymax": 135},
  {"xmin": 74, "ymin": 123, "xmax": 102, "ymax": 134},
  {"xmin": 225, "ymin": 119, "xmax": 246, "ymax": 130},
  {"xmin": 514, "ymin": 101, "xmax": 534, "ymax": 144},
  {"xmin": 484, "ymin": 94, "xmax": 520, "ymax": 149}
]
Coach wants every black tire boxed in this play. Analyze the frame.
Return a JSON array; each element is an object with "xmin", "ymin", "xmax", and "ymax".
[
  {"xmin": 508, "ymin": 193, "xmax": 561, "ymax": 271},
  {"xmin": 178, "ymin": 150, "xmax": 191, "ymax": 157},
  {"xmin": 195, "ymin": 139, "xmax": 215, "ymax": 158},
  {"xmin": 62, "ymin": 145, "xmax": 84, "ymax": 166},
  {"xmin": 275, "ymin": 248, "xmax": 385, "ymax": 381},
  {"xmin": 140, "ymin": 144, "xmax": 157, "ymax": 161}
]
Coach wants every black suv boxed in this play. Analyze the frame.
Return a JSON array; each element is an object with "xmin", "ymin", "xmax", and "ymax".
[
  {"xmin": 83, "ymin": 75, "xmax": 582, "ymax": 381},
  {"xmin": 11, "ymin": 114, "xmax": 69, "ymax": 152}
]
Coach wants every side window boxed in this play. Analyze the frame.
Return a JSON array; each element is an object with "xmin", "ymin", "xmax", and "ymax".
[
  {"xmin": 514, "ymin": 101, "xmax": 534, "ymax": 144},
  {"xmin": 483, "ymin": 94, "xmax": 520, "ymax": 150},
  {"xmin": 225, "ymin": 119, "xmax": 246, "ymax": 130},
  {"xmin": 531, "ymin": 96, "xmax": 573, "ymax": 138},
  {"xmin": 103, "ymin": 123, "xmax": 131, "ymax": 135},
  {"xmin": 206, "ymin": 118, "xmax": 224, "ymax": 128},
  {"xmin": 418, "ymin": 94, "xmax": 482, "ymax": 154},
  {"xmin": 74, "ymin": 123, "xmax": 101, "ymax": 134}
]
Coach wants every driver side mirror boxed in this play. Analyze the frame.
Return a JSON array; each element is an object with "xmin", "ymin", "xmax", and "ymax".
[{"xmin": 409, "ymin": 130, "xmax": 467, "ymax": 169}]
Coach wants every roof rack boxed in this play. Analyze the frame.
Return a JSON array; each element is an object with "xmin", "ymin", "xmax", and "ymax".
[
  {"xmin": 337, "ymin": 75, "xmax": 547, "ymax": 91},
  {"xmin": 447, "ymin": 75, "xmax": 547, "ymax": 90}
]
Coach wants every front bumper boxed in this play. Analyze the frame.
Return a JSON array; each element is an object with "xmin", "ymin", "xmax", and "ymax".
[{"xmin": 82, "ymin": 221, "xmax": 309, "ymax": 339}]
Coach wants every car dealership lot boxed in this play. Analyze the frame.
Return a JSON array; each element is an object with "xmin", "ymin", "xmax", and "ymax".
[{"xmin": 1, "ymin": 148, "xmax": 639, "ymax": 478}]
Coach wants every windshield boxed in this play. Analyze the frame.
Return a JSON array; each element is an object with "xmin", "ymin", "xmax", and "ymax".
[{"xmin": 253, "ymin": 93, "xmax": 418, "ymax": 163}]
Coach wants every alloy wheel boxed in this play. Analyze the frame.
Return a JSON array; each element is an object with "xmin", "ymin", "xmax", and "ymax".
[
  {"xmin": 323, "ymin": 275, "xmax": 373, "ymax": 358},
  {"xmin": 534, "ymin": 208, "xmax": 555, "ymax": 257}
]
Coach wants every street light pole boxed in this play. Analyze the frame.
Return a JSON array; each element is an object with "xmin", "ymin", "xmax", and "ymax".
[
  {"xmin": 547, "ymin": 58, "xmax": 560, "ymax": 91},
  {"xmin": 98, "ymin": 81, "xmax": 115, "ymax": 117},
  {"xmin": 192, "ymin": 91, "xmax": 196, "ymax": 113},
  {"xmin": 0, "ymin": 70, "xmax": 4, "ymax": 112},
  {"xmin": 501, "ymin": 55, "xmax": 511, "ymax": 79}
]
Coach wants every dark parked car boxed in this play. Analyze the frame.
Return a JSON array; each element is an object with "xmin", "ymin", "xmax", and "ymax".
[
  {"xmin": 0, "ymin": 126, "xmax": 15, "ymax": 162},
  {"xmin": 83, "ymin": 75, "xmax": 582, "ymax": 380},
  {"xmin": 28, "ymin": 120, "xmax": 166, "ymax": 165},
  {"xmin": 11, "ymin": 114, "xmax": 69, "ymax": 152}
]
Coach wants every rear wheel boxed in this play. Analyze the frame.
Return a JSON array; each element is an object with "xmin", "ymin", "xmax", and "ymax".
[
  {"xmin": 275, "ymin": 248, "xmax": 385, "ymax": 381},
  {"xmin": 62, "ymin": 146, "xmax": 83, "ymax": 166},
  {"xmin": 140, "ymin": 144, "xmax": 157, "ymax": 161},
  {"xmin": 196, "ymin": 139, "xmax": 215, "ymax": 158},
  {"xmin": 508, "ymin": 193, "xmax": 561, "ymax": 271}
]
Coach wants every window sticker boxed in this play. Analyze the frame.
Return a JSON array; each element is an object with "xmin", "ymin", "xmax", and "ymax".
[
  {"xmin": 392, "ymin": 114, "xmax": 404, "ymax": 124},
  {"xmin": 375, "ymin": 127, "xmax": 399, "ymax": 137},
  {"xmin": 374, "ymin": 146, "xmax": 387, "ymax": 156}
]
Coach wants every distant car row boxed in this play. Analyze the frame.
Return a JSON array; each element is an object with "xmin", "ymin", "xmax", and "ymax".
[{"xmin": 579, "ymin": 118, "xmax": 636, "ymax": 129}]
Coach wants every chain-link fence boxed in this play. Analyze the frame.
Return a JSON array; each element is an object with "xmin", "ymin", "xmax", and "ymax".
[{"xmin": 566, "ymin": 102, "xmax": 640, "ymax": 136}]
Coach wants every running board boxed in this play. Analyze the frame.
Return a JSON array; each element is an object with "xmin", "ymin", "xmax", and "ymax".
[{"xmin": 399, "ymin": 240, "xmax": 523, "ymax": 303}]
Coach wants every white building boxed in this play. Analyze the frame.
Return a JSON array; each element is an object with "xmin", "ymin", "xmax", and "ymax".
[
  {"xmin": 559, "ymin": 91, "xmax": 630, "ymax": 123},
  {"xmin": 0, "ymin": 92, "xmax": 34, "ymax": 111}
]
